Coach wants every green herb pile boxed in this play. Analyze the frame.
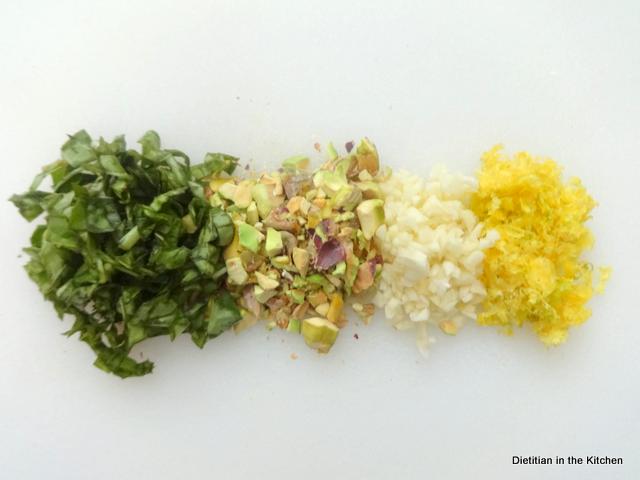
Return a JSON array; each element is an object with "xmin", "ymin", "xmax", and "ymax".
[{"xmin": 11, "ymin": 131, "xmax": 242, "ymax": 378}]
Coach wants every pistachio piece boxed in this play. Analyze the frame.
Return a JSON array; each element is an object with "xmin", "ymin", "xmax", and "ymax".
[
  {"xmin": 302, "ymin": 317, "xmax": 339, "ymax": 353},
  {"xmin": 282, "ymin": 155, "xmax": 310, "ymax": 171},
  {"xmin": 240, "ymin": 250, "xmax": 264, "ymax": 273},
  {"xmin": 292, "ymin": 247, "xmax": 310, "ymax": 277},
  {"xmin": 287, "ymin": 289, "xmax": 305, "ymax": 304},
  {"xmin": 226, "ymin": 257, "xmax": 248, "ymax": 285},
  {"xmin": 356, "ymin": 199, "xmax": 385, "ymax": 240},
  {"xmin": 315, "ymin": 302, "xmax": 330, "ymax": 317},
  {"xmin": 307, "ymin": 290, "xmax": 328, "ymax": 308},
  {"xmin": 292, "ymin": 302, "xmax": 309, "ymax": 319},
  {"xmin": 299, "ymin": 198, "xmax": 312, "ymax": 215},
  {"xmin": 255, "ymin": 271, "xmax": 280, "ymax": 290},
  {"xmin": 246, "ymin": 201, "xmax": 259, "ymax": 225},
  {"xmin": 234, "ymin": 313, "xmax": 258, "ymax": 333},
  {"xmin": 352, "ymin": 303, "xmax": 375, "ymax": 324},
  {"xmin": 233, "ymin": 180, "xmax": 254, "ymax": 208},
  {"xmin": 334, "ymin": 212, "xmax": 355, "ymax": 223},
  {"xmin": 355, "ymin": 181, "xmax": 383, "ymax": 200},
  {"xmin": 286, "ymin": 196, "xmax": 304, "ymax": 213},
  {"xmin": 326, "ymin": 142, "xmax": 338, "ymax": 161},
  {"xmin": 286, "ymin": 318, "xmax": 301, "ymax": 333},
  {"xmin": 251, "ymin": 183, "xmax": 284, "ymax": 218},
  {"xmin": 355, "ymin": 137, "xmax": 379, "ymax": 175},
  {"xmin": 307, "ymin": 273, "xmax": 335, "ymax": 294},
  {"xmin": 238, "ymin": 222, "xmax": 264, "ymax": 253},
  {"xmin": 209, "ymin": 177, "xmax": 232, "ymax": 193},
  {"xmin": 254, "ymin": 285, "xmax": 277, "ymax": 303},
  {"xmin": 333, "ymin": 185, "xmax": 363, "ymax": 211},
  {"xmin": 333, "ymin": 261, "xmax": 346, "ymax": 276},
  {"xmin": 265, "ymin": 228, "xmax": 283, "ymax": 257},
  {"xmin": 223, "ymin": 228, "xmax": 241, "ymax": 260},
  {"xmin": 312, "ymin": 170, "xmax": 347, "ymax": 197},
  {"xmin": 218, "ymin": 182, "xmax": 237, "ymax": 201},
  {"xmin": 326, "ymin": 293, "xmax": 344, "ymax": 324},
  {"xmin": 279, "ymin": 231, "xmax": 297, "ymax": 255},
  {"xmin": 353, "ymin": 260, "xmax": 375, "ymax": 294}
]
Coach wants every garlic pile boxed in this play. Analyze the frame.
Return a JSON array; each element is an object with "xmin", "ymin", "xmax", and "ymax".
[{"xmin": 374, "ymin": 167, "xmax": 498, "ymax": 353}]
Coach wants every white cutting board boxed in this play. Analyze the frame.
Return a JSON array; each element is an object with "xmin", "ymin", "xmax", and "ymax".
[{"xmin": 0, "ymin": 1, "xmax": 638, "ymax": 479}]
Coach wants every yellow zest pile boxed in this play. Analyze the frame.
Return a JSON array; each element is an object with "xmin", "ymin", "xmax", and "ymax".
[{"xmin": 471, "ymin": 146, "xmax": 610, "ymax": 345}]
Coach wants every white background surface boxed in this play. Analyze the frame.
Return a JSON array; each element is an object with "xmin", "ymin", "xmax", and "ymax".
[{"xmin": 1, "ymin": 1, "xmax": 638, "ymax": 479}]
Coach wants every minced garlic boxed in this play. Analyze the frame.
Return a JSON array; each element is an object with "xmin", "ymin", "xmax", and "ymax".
[
  {"xmin": 374, "ymin": 167, "xmax": 498, "ymax": 353},
  {"xmin": 471, "ymin": 146, "xmax": 609, "ymax": 345}
]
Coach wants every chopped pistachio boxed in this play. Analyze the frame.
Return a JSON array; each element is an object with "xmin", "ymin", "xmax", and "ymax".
[
  {"xmin": 234, "ymin": 313, "xmax": 258, "ymax": 333},
  {"xmin": 240, "ymin": 250, "xmax": 264, "ymax": 272},
  {"xmin": 356, "ymin": 199, "xmax": 385, "ymax": 240},
  {"xmin": 307, "ymin": 273, "xmax": 335, "ymax": 294},
  {"xmin": 254, "ymin": 285, "xmax": 277, "ymax": 304},
  {"xmin": 286, "ymin": 196, "xmax": 304, "ymax": 213},
  {"xmin": 272, "ymin": 255, "xmax": 290, "ymax": 269},
  {"xmin": 217, "ymin": 138, "xmax": 385, "ymax": 344},
  {"xmin": 335, "ymin": 212, "xmax": 355, "ymax": 223},
  {"xmin": 282, "ymin": 155, "xmax": 310, "ymax": 171},
  {"xmin": 251, "ymin": 183, "xmax": 283, "ymax": 218},
  {"xmin": 325, "ymin": 274, "xmax": 342, "ymax": 289},
  {"xmin": 265, "ymin": 228, "xmax": 283, "ymax": 257},
  {"xmin": 307, "ymin": 210, "xmax": 321, "ymax": 228},
  {"xmin": 218, "ymin": 182, "xmax": 237, "ymax": 201},
  {"xmin": 353, "ymin": 261, "xmax": 375, "ymax": 293},
  {"xmin": 226, "ymin": 257, "xmax": 248, "ymax": 285},
  {"xmin": 255, "ymin": 271, "xmax": 280, "ymax": 290},
  {"xmin": 246, "ymin": 201, "xmax": 259, "ymax": 225},
  {"xmin": 223, "ymin": 228, "xmax": 241, "ymax": 260},
  {"xmin": 333, "ymin": 261, "xmax": 346, "ymax": 276},
  {"xmin": 286, "ymin": 318, "xmax": 301, "ymax": 333},
  {"xmin": 233, "ymin": 180, "xmax": 254, "ymax": 208},
  {"xmin": 353, "ymin": 303, "xmax": 375, "ymax": 324},
  {"xmin": 333, "ymin": 185, "xmax": 362, "ymax": 211},
  {"xmin": 344, "ymin": 253, "xmax": 360, "ymax": 290},
  {"xmin": 312, "ymin": 197, "xmax": 326, "ymax": 209},
  {"xmin": 287, "ymin": 288, "xmax": 305, "ymax": 304},
  {"xmin": 326, "ymin": 293, "xmax": 344, "ymax": 324},
  {"xmin": 281, "ymin": 269, "xmax": 294, "ymax": 281},
  {"xmin": 320, "ymin": 203, "xmax": 333, "ymax": 219},
  {"xmin": 354, "ymin": 137, "xmax": 379, "ymax": 175},
  {"xmin": 358, "ymin": 170, "xmax": 373, "ymax": 182},
  {"xmin": 326, "ymin": 142, "xmax": 338, "ymax": 161},
  {"xmin": 313, "ymin": 170, "xmax": 347, "ymax": 197},
  {"xmin": 292, "ymin": 302, "xmax": 310, "ymax": 319},
  {"xmin": 291, "ymin": 275, "xmax": 308, "ymax": 289},
  {"xmin": 355, "ymin": 181, "xmax": 383, "ymax": 200},
  {"xmin": 238, "ymin": 222, "xmax": 263, "ymax": 253},
  {"xmin": 315, "ymin": 302, "xmax": 330, "ymax": 317},
  {"xmin": 305, "ymin": 188, "xmax": 318, "ymax": 202},
  {"xmin": 335, "ymin": 157, "xmax": 354, "ymax": 178},
  {"xmin": 302, "ymin": 317, "xmax": 339, "ymax": 353},
  {"xmin": 307, "ymin": 290, "xmax": 328, "ymax": 308},
  {"xmin": 209, "ymin": 194, "xmax": 224, "ymax": 208},
  {"xmin": 209, "ymin": 177, "xmax": 232, "ymax": 193},
  {"xmin": 292, "ymin": 247, "xmax": 310, "ymax": 277},
  {"xmin": 299, "ymin": 198, "xmax": 312, "ymax": 215}
]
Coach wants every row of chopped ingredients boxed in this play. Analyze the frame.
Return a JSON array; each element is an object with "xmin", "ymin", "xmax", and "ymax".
[{"xmin": 10, "ymin": 131, "xmax": 610, "ymax": 377}]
